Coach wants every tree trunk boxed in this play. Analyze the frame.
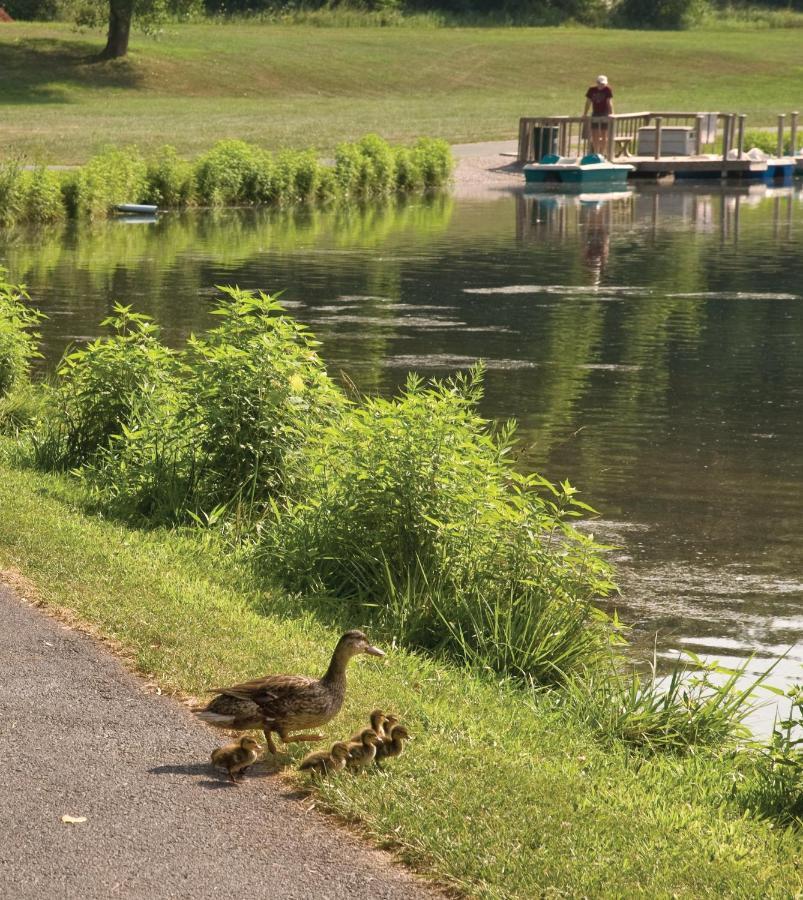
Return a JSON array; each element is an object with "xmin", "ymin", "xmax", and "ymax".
[{"xmin": 99, "ymin": 0, "xmax": 134, "ymax": 59}]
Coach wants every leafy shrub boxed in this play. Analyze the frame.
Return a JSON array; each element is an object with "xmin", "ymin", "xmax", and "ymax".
[
  {"xmin": 194, "ymin": 139, "xmax": 261, "ymax": 206},
  {"xmin": 145, "ymin": 146, "xmax": 195, "ymax": 207},
  {"xmin": 20, "ymin": 168, "xmax": 65, "ymax": 223},
  {"xmin": 32, "ymin": 305, "xmax": 176, "ymax": 471},
  {"xmin": 0, "ymin": 161, "xmax": 25, "ymax": 228},
  {"xmin": 334, "ymin": 140, "xmax": 372, "ymax": 197},
  {"xmin": 70, "ymin": 147, "xmax": 148, "ymax": 219},
  {"xmin": 393, "ymin": 146, "xmax": 424, "ymax": 191},
  {"xmin": 742, "ymin": 129, "xmax": 794, "ymax": 155},
  {"xmin": 245, "ymin": 148, "xmax": 278, "ymax": 204},
  {"xmin": 89, "ymin": 288, "xmax": 345, "ymax": 524},
  {"xmin": 0, "ymin": 272, "xmax": 44, "ymax": 399},
  {"xmin": 411, "ymin": 137, "xmax": 453, "ymax": 188},
  {"xmin": 358, "ymin": 133, "xmax": 397, "ymax": 194},
  {"xmin": 261, "ymin": 367, "xmax": 615, "ymax": 683}
]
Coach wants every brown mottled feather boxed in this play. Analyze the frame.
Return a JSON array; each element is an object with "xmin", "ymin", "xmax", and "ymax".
[{"xmin": 197, "ymin": 631, "xmax": 385, "ymax": 749}]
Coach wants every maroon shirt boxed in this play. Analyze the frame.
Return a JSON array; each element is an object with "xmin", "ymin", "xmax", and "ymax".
[{"xmin": 585, "ymin": 85, "xmax": 613, "ymax": 116}]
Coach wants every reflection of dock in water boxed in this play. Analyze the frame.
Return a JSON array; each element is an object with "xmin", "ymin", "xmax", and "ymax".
[{"xmin": 516, "ymin": 183, "xmax": 799, "ymax": 260}]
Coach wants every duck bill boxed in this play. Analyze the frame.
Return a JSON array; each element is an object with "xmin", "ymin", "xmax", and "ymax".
[{"xmin": 364, "ymin": 645, "xmax": 385, "ymax": 657}]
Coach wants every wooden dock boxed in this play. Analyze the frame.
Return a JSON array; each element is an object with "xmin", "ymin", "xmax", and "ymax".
[{"xmin": 517, "ymin": 110, "xmax": 800, "ymax": 181}]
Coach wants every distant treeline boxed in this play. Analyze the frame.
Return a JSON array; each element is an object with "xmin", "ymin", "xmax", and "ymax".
[{"xmin": 6, "ymin": 0, "xmax": 803, "ymax": 28}]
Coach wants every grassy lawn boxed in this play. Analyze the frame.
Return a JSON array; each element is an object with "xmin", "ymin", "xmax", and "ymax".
[
  {"xmin": 2, "ymin": 22, "xmax": 803, "ymax": 162},
  {"xmin": 0, "ymin": 456, "xmax": 800, "ymax": 898}
]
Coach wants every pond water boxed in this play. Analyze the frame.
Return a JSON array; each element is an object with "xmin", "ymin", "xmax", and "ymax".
[{"xmin": 2, "ymin": 182, "xmax": 802, "ymax": 725}]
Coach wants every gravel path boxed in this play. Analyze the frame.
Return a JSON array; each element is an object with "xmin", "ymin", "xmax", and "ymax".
[{"xmin": 0, "ymin": 584, "xmax": 439, "ymax": 899}]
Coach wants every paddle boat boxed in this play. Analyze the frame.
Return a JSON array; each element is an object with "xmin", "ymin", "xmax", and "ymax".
[{"xmin": 524, "ymin": 153, "xmax": 634, "ymax": 187}]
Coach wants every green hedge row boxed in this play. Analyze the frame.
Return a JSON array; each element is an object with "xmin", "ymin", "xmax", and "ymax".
[{"xmin": 0, "ymin": 134, "xmax": 453, "ymax": 225}]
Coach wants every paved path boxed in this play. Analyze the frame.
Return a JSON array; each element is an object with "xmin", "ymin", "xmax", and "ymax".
[{"xmin": 0, "ymin": 585, "xmax": 439, "ymax": 899}]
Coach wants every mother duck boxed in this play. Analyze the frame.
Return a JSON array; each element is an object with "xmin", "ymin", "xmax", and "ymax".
[{"xmin": 197, "ymin": 630, "xmax": 385, "ymax": 755}]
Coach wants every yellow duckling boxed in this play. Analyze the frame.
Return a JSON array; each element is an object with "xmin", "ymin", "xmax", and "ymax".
[
  {"xmin": 345, "ymin": 728, "xmax": 382, "ymax": 770},
  {"xmin": 210, "ymin": 736, "xmax": 261, "ymax": 783},
  {"xmin": 298, "ymin": 741, "xmax": 351, "ymax": 776},
  {"xmin": 375, "ymin": 724, "xmax": 410, "ymax": 761}
]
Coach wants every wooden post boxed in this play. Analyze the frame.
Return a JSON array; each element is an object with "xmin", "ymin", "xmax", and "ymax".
[
  {"xmin": 790, "ymin": 111, "xmax": 799, "ymax": 157},
  {"xmin": 518, "ymin": 118, "xmax": 527, "ymax": 163},
  {"xmin": 654, "ymin": 116, "xmax": 663, "ymax": 160},
  {"xmin": 721, "ymin": 115, "xmax": 731, "ymax": 163},
  {"xmin": 777, "ymin": 114, "xmax": 785, "ymax": 158},
  {"xmin": 694, "ymin": 115, "xmax": 703, "ymax": 155},
  {"xmin": 608, "ymin": 116, "xmax": 616, "ymax": 160},
  {"xmin": 737, "ymin": 114, "xmax": 746, "ymax": 159}
]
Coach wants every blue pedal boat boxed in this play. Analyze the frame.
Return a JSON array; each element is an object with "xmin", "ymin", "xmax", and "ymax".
[{"xmin": 524, "ymin": 153, "xmax": 634, "ymax": 186}]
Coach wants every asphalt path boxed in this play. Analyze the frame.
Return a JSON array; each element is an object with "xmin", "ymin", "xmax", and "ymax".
[{"xmin": 0, "ymin": 585, "xmax": 439, "ymax": 899}]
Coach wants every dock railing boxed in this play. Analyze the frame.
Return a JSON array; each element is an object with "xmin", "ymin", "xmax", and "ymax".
[{"xmin": 517, "ymin": 112, "xmax": 727, "ymax": 163}]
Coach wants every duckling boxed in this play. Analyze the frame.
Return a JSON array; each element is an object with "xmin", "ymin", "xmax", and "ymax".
[
  {"xmin": 349, "ymin": 709, "xmax": 387, "ymax": 744},
  {"xmin": 378, "ymin": 713, "xmax": 399, "ymax": 745},
  {"xmin": 298, "ymin": 741, "xmax": 351, "ymax": 776},
  {"xmin": 197, "ymin": 630, "xmax": 385, "ymax": 755},
  {"xmin": 375, "ymin": 723, "xmax": 410, "ymax": 761},
  {"xmin": 345, "ymin": 728, "xmax": 382, "ymax": 771},
  {"xmin": 210, "ymin": 736, "xmax": 261, "ymax": 783}
]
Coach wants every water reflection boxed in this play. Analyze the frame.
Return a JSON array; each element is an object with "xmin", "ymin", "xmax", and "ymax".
[{"xmin": 1, "ymin": 184, "xmax": 801, "ymax": 725}]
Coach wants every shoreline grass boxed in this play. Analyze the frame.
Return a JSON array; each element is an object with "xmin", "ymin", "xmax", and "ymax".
[
  {"xmin": 2, "ymin": 22, "xmax": 803, "ymax": 163},
  {"xmin": 1, "ymin": 276, "xmax": 802, "ymax": 892},
  {"xmin": 0, "ymin": 457, "xmax": 801, "ymax": 896}
]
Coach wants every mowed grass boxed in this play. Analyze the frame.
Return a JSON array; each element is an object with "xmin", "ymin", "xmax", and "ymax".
[
  {"xmin": 2, "ymin": 22, "xmax": 803, "ymax": 162},
  {"xmin": 0, "ymin": 457, "xmax": 801, "ymax": 898}
]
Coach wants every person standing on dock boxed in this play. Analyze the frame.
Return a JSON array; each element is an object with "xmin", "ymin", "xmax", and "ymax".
[{"xmin": 583, "ymin": 75, "xmax": 614, "ymax": 156}]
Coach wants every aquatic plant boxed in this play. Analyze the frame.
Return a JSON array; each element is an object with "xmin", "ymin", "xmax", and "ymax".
[
  {"xmin": 559, "ymin": 651, "xmax": 767, "ymax": 752},
  {"xmin": 144, "ymin": 145, "xmax": 195, "ymax": 207},
  {"xmin": 0, "ymin": 161, "xmax": 25, "ymax": 228},
  {"xmin": 88, "ymin": 288, "xmax": 345, "ymax": 524},
  {"xmin": 194, "ymin": 139, "xmax": 262, "ymax": 206},
  {"xmin": 260, "ymin": 366, "xmax": 615, "ymax": 684},
  {"xmin": 0, "ymin": 273, "xmax": 43, "ymax": 403},
  {"xmin": 738, "ymin": 683, "xmax": 803, "ymax": 825},
  {"xmin": 31, "ymin": 304, "xmax": 177, "ymax": 470},
  {"xmin": 66, "ymin": 146, "xmax": 148, "ymax": 219}
]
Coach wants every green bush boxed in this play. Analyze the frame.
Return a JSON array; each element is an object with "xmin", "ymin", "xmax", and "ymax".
[
  {"xmin": 31, "ymin": 305, "xmax": 176, "ymax": 471},
  {"xmin": 88, "ymin": 288, "xmax": 345, "ymax": 524},
  {"xmin": 0, "ymin": 272, "xmax": 44, "ymax": 400},
  {"xmin": 358, "ymin": 133, "xmax": 397, "ymax": 194},
  {"xmin": 742, "ymin": 129, "xmax": 794, "ymax": 155},
  {"xmin": 260, "ymin": 367, "xmax": 615, "ymax": 684},
  {"xmin": 0, "ymin": 164, "xmax": 65, "ymax": 226},
  {"xmin": 70, "ymin": 147, "xmax": 148, "ymax": 219},
  {"xmin": 194, "ymin": 139, "xmax": 261, "ymax": 206},
  {"xmin": 144, "ymin": 145, "xmax": 195, "ymax": 207},
  {"xmin": 394, "ymin": 146, "xmax": 425, "ymax": 191},
  {"xmin": 0, "ymin": 161, "xmax": 25, "ymax": 228},
  {"xmin": 411, "ymin": 136, "xmax": 453, "ymax": 188}
]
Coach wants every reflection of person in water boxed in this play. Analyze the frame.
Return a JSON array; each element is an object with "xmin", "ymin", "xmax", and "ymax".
[{"xmin": 581, "ymin": 202, "xmax": 610, "ymax": 285}]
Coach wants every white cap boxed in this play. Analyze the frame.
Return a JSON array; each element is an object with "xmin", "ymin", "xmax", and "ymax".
[{"xmin": 596, "ymin": 75, "xmax": 608, "ymax": 85}]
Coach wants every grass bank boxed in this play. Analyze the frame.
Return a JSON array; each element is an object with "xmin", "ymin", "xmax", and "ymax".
[
  {"xmin": 3, "ymin": 22, "xmax": 803, "ymax": 162},
  {"xmin": 1, "ymin": 459, "xmax": 802, "ymax": 897}
]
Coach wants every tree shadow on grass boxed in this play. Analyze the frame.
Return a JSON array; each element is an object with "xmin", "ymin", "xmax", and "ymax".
[{"xmin": 3, "ymin": 37, "xmax": 144, "ymax": 104}]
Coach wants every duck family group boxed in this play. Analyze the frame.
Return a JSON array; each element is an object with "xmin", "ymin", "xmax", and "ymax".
[{"xmin": 195, "ymin": 630, "xmax": 411, "ymax": 784}]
